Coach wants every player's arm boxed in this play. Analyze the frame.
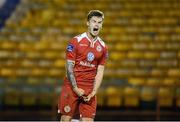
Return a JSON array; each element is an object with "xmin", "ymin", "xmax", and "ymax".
[
  {"xmin": 66, "ymin": 59, "xmax": 77, "ymax": 88},
  {"xmin": 84, "ymin": 65, "xmax": 105, "ymax": 102},
  {"xmin": 66, "ymin": 59, "xmax": 85, "ymax": 97},
  {"xmin": 92, "ymin": 65, "xmax": 104, "ymax": 93},
  {"xmin": 66, "ymin": 38, "xmax": 85, "ymax": 97}
]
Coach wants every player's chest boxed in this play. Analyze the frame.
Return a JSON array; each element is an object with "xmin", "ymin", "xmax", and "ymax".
[{"xmin": 77, "ymin": 42, "xmax": 103, "ymax": 60}]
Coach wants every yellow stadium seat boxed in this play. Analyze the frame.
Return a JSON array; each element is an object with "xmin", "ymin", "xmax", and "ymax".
[
  {"xmin": 168, "ymin": 68, "xmax": 180, "ymax": 77},
  {"xmin": 110, "ymin": 27, "xmax": 124, "ymax": 34},
  {"xmin": 106, "ymin": 61, "xmax": 116, "ymax": 69},
  {"xmin": 146, "ymin": 78, "xmax": 161, "ymax": 87},
  {"xmin": 163, "ymin": 78, "xmax": 175, "ymax": 86},
  {"xmin": 1, "ymin": 41, "xmax": 17, "ymax": 50},
  {"xmin": 175, "ymin": 26, "xmax": 180, "ymax": 33},
  {"xmin": 127, "ymin": 51, "xmax": 144, "ymax": 59},
  {"xmin": 141, "ymin": 87, "xmax": 156, "ymax": 102},
  {"xmin": 43, "ymin": 51, "xmax": 60, "ymax": 59},
  {"xmin": 132, "ymin": 43, "xmax": 147, "ymax": 50},
  {"xmin": 0, "ymin": 50, "xmax": 12, "ymax": 58},
  {"xmin": 4, "ymin": 88, "xmax": 21, "ymax": 106},
  {"xmin": 128, "ymin": 78, "xmax": 145, "ymax": 86},
  {"xmin": 41, "ymin": 9, "xmax": 55, "ymax": 25},
  {"xmin": 104, "ymin": 69, "xmax": 116, "ymax": 78},
  {"xmin": 116, "ymin": 69, "xmax": 133, "ymax": 78},
  {"xmin": 27, "ymin": 77, "xmax": 41, "ymax": 85},
  {"xmin": 54, "ymin": 59, "xmax": 65, "ymax": 68},
  {"xmin": 149, "ymin": 42, "xmax": 166, "ymax": 50},
  {"xmin": 19, "ymin": 42, "xmax": 34, "ymax": 51},
  {"xmin": 124, "ymin": 87, "xmax": 140, "ymax": 107},
  {"xmin": 139, "ymin": 60, "xmax": 156, "ymax": 67},
  {"xmin": 175, "ymin": 88, "xmax": 180, "ymax": 107},
  {"xmin": 151, "ymin": 69, "xmax": 165, "ymax": 77},
  {"xmin": 53, "ymin": 0, "xmax": 66, "ymax": 5},
  {"xmin": 48, "ymin": 69, "xmax": 64, "ymax": 77},
  {"xmin": 131, "ymin": 18, "xmax": 145, "ymax": 25},
  {"xmin": 105, "ymin": 86, "xmax": 123, "ymax": 107},
  {"xmin": 16, "ymin": 68, "xmax": 31, "ymax": 77},
  {"xmin": 115, "ymin": 43, "xmax": 131, "ymax": 51},
  {"xmin": 155, "ymin": 34, "xmax": 169, "ymax": 42},
  {"xmin": 26, "ymin": 51, "xmax": 41, "ymax": 59},
  {"xmin": 31, "ymin": 68, "xmax": 47, "ymax": 76},
  {"xmin": 96, "ymin": 88, "xmax": 106, "ymax": 106},
  {"xmin": 110, "ymin": 52, "xmax": 126, "ymax": 61},
  {"xmin": 50, "ymin": 42, "xmax": 66, "ymax": 50},
  {"xmin": 34, "ymin": 42, "xmax": 50, "ymax": 50},
  {"xmin": 21, "ymin": 90, "xmax": 37, "ymax": 106},
  {"xmin": 38, "ymin": 92, "xmax": 53, "ymax": 106},
  {"xmin": 158, "ymin": 87, "xmax": 174, "ymax": 107},
  {"xmin": 21, "ymin": 59, "xmax": 36, "ymax": 68},
  {"xmin": 0, "ymin": 68, "xmax": 16, "ymax": 77},
  {"xmin": 144, "ymin": 51, "xmax": 160, "ymax": 59},
  {"xmin": 133, "ymin": 69, "xmax": 149, "ymax": 77},
  {"xmin": 120, "ymin": 59, "xmax": 138, "ymax": 67}
]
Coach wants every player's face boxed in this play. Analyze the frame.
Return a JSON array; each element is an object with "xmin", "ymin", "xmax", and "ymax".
[{"xmin": 87, "ymin": 16, "xmax": 103, "ymax": 37}]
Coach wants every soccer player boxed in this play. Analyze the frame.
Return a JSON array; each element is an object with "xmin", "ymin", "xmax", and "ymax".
[{"xmin": 58, "ymin": 10, "xmax": 108, "ymax": 122}]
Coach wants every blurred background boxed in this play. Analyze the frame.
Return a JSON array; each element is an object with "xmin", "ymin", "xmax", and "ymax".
[{"xmin": 0, "ymin": 0, "xmax": 180, "ymax": 121}]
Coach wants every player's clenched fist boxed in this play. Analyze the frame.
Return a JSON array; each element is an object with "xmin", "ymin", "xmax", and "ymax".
[{"xmin": 73, "ymin": 87, "xmax": 85, "ymax": 97}]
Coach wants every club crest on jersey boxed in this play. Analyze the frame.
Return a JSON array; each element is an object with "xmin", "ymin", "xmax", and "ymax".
[
  {"xmin": 67, "ymin": 44, "xmax": 74, "ymax": 52},
  {"xmin": 96, "ymin": 45, "xmax": 102, "ymax": 52},
  {"xmin": 64, "ymin": 105, "xmax": 71, "ymax": 113},
  {"xmin": 87, "ymin": 52, "xmax": 95, "ymax": 62}
]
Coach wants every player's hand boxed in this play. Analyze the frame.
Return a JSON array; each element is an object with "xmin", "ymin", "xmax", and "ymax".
[
  {"xmin": 84, "ymin": 90, "xmax": 96, "ymax": 102},
  {"xmin": 73, "ymin": 87, "xmax": 85, "ymax": 97}
]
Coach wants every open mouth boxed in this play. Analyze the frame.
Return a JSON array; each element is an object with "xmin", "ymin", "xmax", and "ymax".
[{"xmin": 93, "ymin": 28, "xmax": 98, "ymax": 31}]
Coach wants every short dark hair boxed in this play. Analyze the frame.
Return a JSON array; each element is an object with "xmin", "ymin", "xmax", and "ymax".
[{"xmin": 87, "ymin": 10, "xmax": 104, "ymax": 21}]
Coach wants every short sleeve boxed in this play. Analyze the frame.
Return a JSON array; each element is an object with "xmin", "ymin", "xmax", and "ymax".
[
  {"xmin": 98, "ymin": 45, "xmax": 108, "ymax": 65},
  {"xmin": 66, "ymin": 38, "xmax": 78, "ymax": 61}
]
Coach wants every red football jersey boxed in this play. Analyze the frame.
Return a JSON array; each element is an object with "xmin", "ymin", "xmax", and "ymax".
[{"xmin": 64, "ymin": 32, "xmax": 108, "ymax": 88}]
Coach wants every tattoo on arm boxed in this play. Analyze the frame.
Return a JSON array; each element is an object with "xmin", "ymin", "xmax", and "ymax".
[{"xmin": 66, "ymin": 60, "xmax": 77, "ymax": 88}]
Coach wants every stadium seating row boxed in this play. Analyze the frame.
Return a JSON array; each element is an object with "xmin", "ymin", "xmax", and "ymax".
[{"xmin": 0, "ymin": 84, "xmax": 180, "ymax": 109}]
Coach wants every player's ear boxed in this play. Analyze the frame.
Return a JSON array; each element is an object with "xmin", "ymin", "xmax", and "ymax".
[{"xmin": 86, "ymin": 21, "xmax": 89, "ymax": 26}]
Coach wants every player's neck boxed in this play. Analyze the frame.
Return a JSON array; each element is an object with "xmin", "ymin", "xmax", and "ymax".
[{"xmin": 86, "ymin": 31, "xmax": 97, "ymax": 42}]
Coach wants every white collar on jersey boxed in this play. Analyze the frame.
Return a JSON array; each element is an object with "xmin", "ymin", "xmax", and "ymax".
[
  {"xmin": 75, "ymin": 32, "xmax": 105, "ymax": 48},
  {"xmin": 84, "ymin": 32, "xmax": 98, "ymax": 48}
]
